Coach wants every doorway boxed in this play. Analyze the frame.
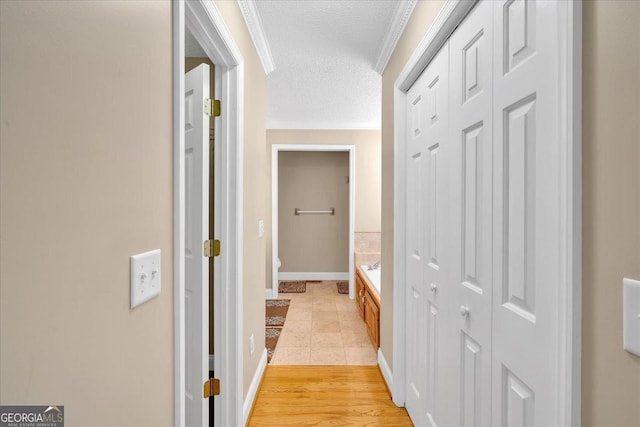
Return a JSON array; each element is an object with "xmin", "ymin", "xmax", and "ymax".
[
  {"xmin": 271, "ymin": 145, "xmax": 356, "ymax": 299},
  {"xmin": 269, "ymin": 144, "xmax": 381, "ymax": 366},
  {"xmin": 173, "ymin": 1, "xmax": 244, "ymax": 426}
]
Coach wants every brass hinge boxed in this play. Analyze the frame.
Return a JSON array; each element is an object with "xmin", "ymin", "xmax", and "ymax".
[
  {"xmin": 204, "ymin": 239, "xmax": 221, "ymax": 258},
  {"xmin": 203, "ymin": 378, "xmax": 220, "ymax": 398},
  {"xmin": 204, "ymin": 99, "xmax": 221, "ymax": 117}
]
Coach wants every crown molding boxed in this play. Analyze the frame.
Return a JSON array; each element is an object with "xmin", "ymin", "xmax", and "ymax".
[
  {"xmin": 373, "ymin": 0, "xmax": 417, "ymax": 75},
  {"xmin": 237, "ymin": 0, "xmax": 276, "ymax": 75}
]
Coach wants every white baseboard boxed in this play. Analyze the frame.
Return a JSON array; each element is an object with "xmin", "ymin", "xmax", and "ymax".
[
  {"xmin": 265, "ymin": 288, "xmax": 274, "ymax": 299},
  {"xmin": 243, "ymin": 348, "xmax": 267, "ymax": 425},
  {"xmin": 378, "ymin": 348, "xmax": 393, "ymax": 398},
  {"xmin": 278, "ymin": 272, "xmax": 349, "ymax": 281}
]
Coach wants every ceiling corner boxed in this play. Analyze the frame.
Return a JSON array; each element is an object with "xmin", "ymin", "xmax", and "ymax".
[
  {"xmin": 237, "ymin": 0, "xmax": 276, "ymax": 75},
  {"xmin": 373, "ymin": 0, "xmax": 418, "ymax": 76}
]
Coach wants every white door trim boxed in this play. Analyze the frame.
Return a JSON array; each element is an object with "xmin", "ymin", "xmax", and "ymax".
[
  {"xmin": 391, "ymin": 1, "xmax": 582, "ymax": 425},
  {"xmin": 174, "ymin": 1, "xmax": 245, "ymax": 426},
  {"xmin": 271, "ymin": 144, "xmax": 356, "ymax": 300}
]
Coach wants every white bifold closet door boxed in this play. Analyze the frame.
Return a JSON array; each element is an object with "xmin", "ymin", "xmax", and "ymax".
[
  {"xmin": 404, "ymin": 43, "xmax": 450, "ymax": 427},
  {"xmin": 448, "ymin": 1, "xmax": 494, "ymax": 426},
  {"xmin": 404, "ymin": 0, "xmax": 563, "ymax": 426},
  {"xmin": 491, "ymin": 0, "xmax": 561, "ymax": 425}
]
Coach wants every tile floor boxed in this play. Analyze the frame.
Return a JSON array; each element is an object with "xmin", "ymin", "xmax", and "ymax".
[{"xmin": 270, "ymin": 281, "xmax": 378, "ymax": 365}]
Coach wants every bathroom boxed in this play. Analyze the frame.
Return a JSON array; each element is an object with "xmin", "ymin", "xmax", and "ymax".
[{"xmin": 265, "ymin": 129, "xmax": 382, "ymax": 365}]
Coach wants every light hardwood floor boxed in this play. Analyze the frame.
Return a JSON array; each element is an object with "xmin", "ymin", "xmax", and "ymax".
[
  {"xmin": 271, "ymin": 281, "xmax": 377, "ymax": 365},
  {"xmin": 247, "ymin": 366, "xmax": 414, "ymax": 426}
]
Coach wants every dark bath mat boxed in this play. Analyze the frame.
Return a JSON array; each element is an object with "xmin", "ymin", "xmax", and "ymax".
[
  {"xmin": 278, "ymin": 280, "xmax": 307, "ymax": 293},
  {"xmin": 265, "ymin": 299, "xmax": 290, "ymax": 363},
  {"xmin": 337, "ymin": 281, "xmax": 349, "ymax": 294},
  {"xmin": 265, "ymin": 327, "xmax": 282, "ymax": 363},
  {"xmin": 266, "ymin": 299, "xmax": 290, "ymax": 327}
]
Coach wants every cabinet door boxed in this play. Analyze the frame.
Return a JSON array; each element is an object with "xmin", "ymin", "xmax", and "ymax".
[
  {"xmin": 364, "ymin": 292, "xmax": 380, "ymax": 348},
  {"xmin": 355, "ymin": 274, "xmax": 365, "ymax": 319}
]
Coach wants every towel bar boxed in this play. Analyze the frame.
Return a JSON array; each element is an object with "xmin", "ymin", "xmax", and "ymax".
[{"xmin": 294, "ymin": 208, "xmax": 335, "ymax": 215}]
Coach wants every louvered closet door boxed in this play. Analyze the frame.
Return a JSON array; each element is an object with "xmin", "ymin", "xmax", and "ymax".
[
  {"xmin": 404, "ymin": 43, "xmax": 450, "ymax": 427},
  {"xmin": 491, "ymin": 0, "xmax": 561, "ymax": 425},
  {"xmin": 447, "ymin": 1, "xmax": 494, "ymax": 426}
]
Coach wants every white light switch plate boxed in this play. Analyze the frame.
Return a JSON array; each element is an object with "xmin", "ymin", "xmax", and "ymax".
[
  {"xmin": 130, "ymin": 249, "xmax": 161, "ymax": 309},
  {"xmin": 258, "ymin": 220, "xmax": 264, "ymax": 238},
  {"xmin": 623, "ymin": 278, "xmax": 640, "ymax": 356}
]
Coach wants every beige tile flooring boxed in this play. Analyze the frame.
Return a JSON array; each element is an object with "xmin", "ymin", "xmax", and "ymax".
[{"xmin": 270, "ymin": 281, "xmax": 378, "ymax": 365}]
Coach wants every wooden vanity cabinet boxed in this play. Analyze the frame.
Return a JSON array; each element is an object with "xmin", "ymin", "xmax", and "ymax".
[
  {"xmin": 364, "ymin": 292, "xmax": 380, "ymax": 347},
  {"xmin": 355, "ymin": 267, "xmax": 380, "ymax": 348},
  {"xmin": 355, "ymin": 273, "xmax": 366, "ymax": 319}
]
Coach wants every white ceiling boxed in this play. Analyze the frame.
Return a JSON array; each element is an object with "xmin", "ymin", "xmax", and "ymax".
[
  {"xmin": 184, "ymin": 1, "xmax": 405, "ymax": 129},
  {"xmin": 254, "ymin": 0, "xmax": 400, "ymax": 129}
]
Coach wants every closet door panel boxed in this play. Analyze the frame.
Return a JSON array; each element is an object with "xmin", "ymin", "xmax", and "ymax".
[
  {"xmin": 423, "ymin": 45, "xmax": 452, "ymax": 427},
  {"xmin": 448, "ymin": 1, "xmax": 494, "ymax": 425},
  {"xmin": 492, "ymin": 1, "xmax": 561, "ymax": 425},
  {"xmin": 404, "ymin": 43, "xmax": 451, "ymax": 427},
  {"xmin": 405, "ymin": 67, "xmax": 428, "ymax": 427}
]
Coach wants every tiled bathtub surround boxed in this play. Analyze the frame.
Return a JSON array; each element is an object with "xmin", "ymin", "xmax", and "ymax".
[
  {"xmin": 355, "ymin": 232, "xmax": 381, "ymax": 268},
  {"xmin": 355, "ymin": 232, "xmax": 381, "ymax": 253},
  {"xmin": 270, "ymin": 281, "xmax": 377, "ymax": 365},
  {"xmin": 355, "ymin": 252, "xmax": 380, "ymax": 268}
]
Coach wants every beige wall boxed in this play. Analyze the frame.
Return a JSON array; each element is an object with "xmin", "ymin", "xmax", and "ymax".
[
  {"xmin": 278, "ymin": 151, "xmax": 349, "ymax": 272},
  {"xmin": 0, "ymin": 1, "xmax": 174, "ymax": 426},
  {"xmin": 381, "ymin": 1, "xmax": 640, "ymax": 425},
  {"xmin": 213, "ymin": 0, "xmax": 267, "ymax": 401},
  {"xmin": 582, "ymin": 1, "xmax": 640, "ymax": 425},
  {"xmin": 265, "ymin": 130, "xmax": 381, "ymax": 288},
  {"xmin": 379, "ymin": 0, "xmax": 446, "ymax": 370},
  {"xmin": 0, "ymin": 1, "xmax": 268, "ymax": 422}
]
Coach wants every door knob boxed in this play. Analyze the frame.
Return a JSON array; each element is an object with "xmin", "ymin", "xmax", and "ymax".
[
  {"xmin": 430, "ymin": 283, "xmax": 437, "ymax": 292},
  {"xmin": 460, "ymin": 305, "xmax": 470, "ymax": 317}
]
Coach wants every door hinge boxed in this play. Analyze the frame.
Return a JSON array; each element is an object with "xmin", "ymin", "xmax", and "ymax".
[
  {"xmin": 203, "ymin": 378, "xmax": 220, "ymax": 398},
  {"xmin": 205, "ymin": 99, "xmax": 221, "ymax": 117},
  {"xmin": 204, "ymin": 239, "xmax": 221, "ymax": 257}
]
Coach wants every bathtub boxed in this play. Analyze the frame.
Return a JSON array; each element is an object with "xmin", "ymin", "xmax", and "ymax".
[{"xmin": 359, "ymin": 265, "xmax": 381, "ymax": 296}]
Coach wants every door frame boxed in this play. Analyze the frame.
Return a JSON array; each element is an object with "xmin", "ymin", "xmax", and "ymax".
[
  {"xmin": 173, "ymin": 1, "xmax": 244, "ymax": 426},
  {"xmin": 271, "ymin": 144, "xmax": 356, "ymax": 299},
  {"xmin": 390, "ymin": 0, "xmax": 582, "ymax": 425}
]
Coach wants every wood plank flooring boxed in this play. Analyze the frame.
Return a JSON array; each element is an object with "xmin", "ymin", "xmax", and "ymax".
[{"xmin": 247, "ymin": 366, "xmax": 414, "ymax": 426}]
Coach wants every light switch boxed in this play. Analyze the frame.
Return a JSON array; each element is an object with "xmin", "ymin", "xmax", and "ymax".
[
  {"xmin": 258, "ymin": 220, "xmax": 264, "ymax": 238},
  {"xmin": 130, "ymin": 249, "xmax": 161, "ymax": 309},
  {"xmin": 623, "ymin": 278, "xmax": 640, "ymax": 356}
]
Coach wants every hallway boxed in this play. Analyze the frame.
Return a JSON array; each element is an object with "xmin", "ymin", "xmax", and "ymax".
[
  {"xmin": 247, "ymin": 366, "xmax": 413, "ymax": 426},
  {"xmin": 2, "ymin": 1, "xmax": 637, "ymax": 426}
]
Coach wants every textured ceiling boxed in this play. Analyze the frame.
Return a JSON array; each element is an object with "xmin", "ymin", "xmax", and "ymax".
[{"xmin": 255, "ymin": 0, "xmax": 398, "ymax": 129}]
